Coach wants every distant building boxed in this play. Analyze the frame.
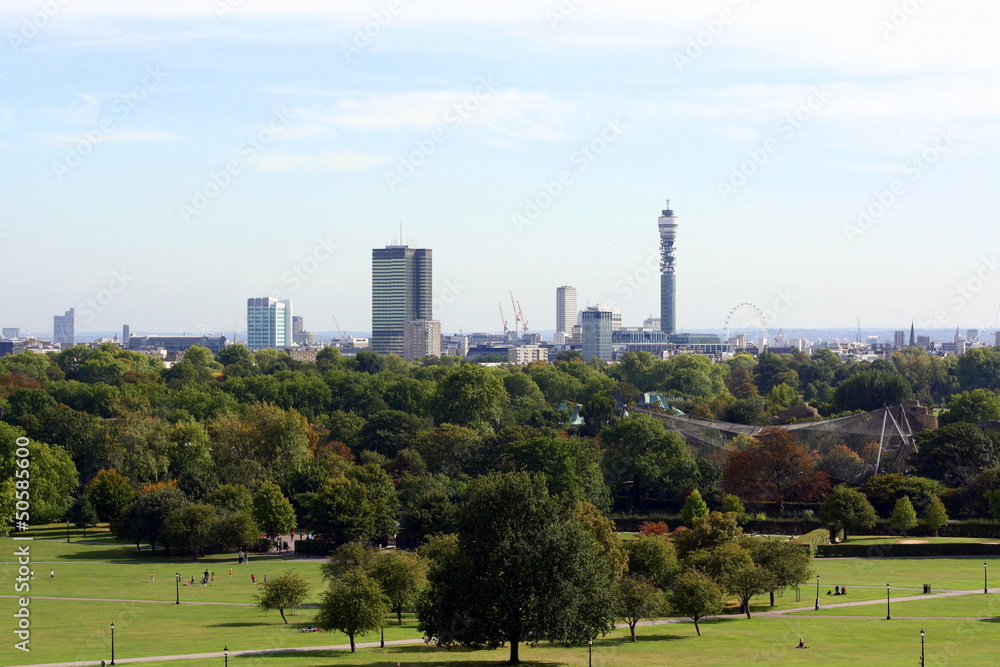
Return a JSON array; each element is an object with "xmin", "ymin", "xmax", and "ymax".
[
  {"xmin": 372, "ymin": 245, "xmax": 432, "ymax": 356},
  {"xmin": 2, "ymin": 328, "xmax": 20, "ymax": 339},
  {"xmin": 658, "ymin": 201, "xmax": 679, "ymax": 334},
  {"xmin": 292, "ymin": 316, "xmax": 317, "ymax": 345},
  {"xmin": 570, "ymin": 324, "xmax": 583, "ymax": 346},
  {"xmin": 582, "ymin": 306, "xmax": 616, "ymax": 362},
  {"xmin": 555, "ymin": 286, "xmax": 577, "ymax": 336},
  {"xmin": 122, "ymin": 324, "xmax": 130, "ymax": 347},
  {"xmin": 508, "ymin": 345, "xmax": 548, "ymax": 365},
  {"xmin": 642, "ymin": 317, "xmax": 661, "ymax": 331},
  {"xmin": 0, "ymin": 341, "xmax": 14, "ymax": 356},
  {"xmin": 917, "ymin": 335, "xmax": 931, "ymax": 348},
  {"xmin": 402, "ymin": 319, "xmax": 441, "ymax": 360},
  {"xmin": 442, "ymin": 334, "xmax": 469, "ymax": 357},
  {"xmin": 54, "ymin": 308, "xmax": 74, "ymax": 348},
  {"xmin": 128, "ymin": 335, "xmax": 228, "ymax": 355},
  {"xmin": 893, "ymin": 331, "xmax": 906, "ymax": 348},
  {"xmin": 967, "ymin": 329, "xmax": 980, "ymax": 343},
  {"xmin": 247, "ymin": 297, "xmax": 293, "ymax": 349}
]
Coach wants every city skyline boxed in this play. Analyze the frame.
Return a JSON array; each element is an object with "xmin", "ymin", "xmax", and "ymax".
[{"xmin": 2, "ymin": 2, "xmax": 998, "ymax": 336}]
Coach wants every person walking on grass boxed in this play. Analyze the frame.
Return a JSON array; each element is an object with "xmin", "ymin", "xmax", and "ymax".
[
  {"xmin": 251, "ymin": 574, "xmax": 256, "ymax": 584},
  {"xmin": 149, "ymin": 572, "xmax": 155, "ymax": 583},
  {"xmin": 229, "ymin": 567, "xmax": 233, "ymax": 578},
  {"xmin": 210, "ymin": 572, "xmax": 215, "ymax": 584}
]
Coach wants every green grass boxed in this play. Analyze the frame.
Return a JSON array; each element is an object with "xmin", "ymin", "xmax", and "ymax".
[
  {"xmin": 843, "ymin": 535, "xmax": 1000, "ymax": 545},
  {"xmin": 0, "ymin": 597, "xmax": 424, "ymax": 665},
  {"xmin": 6, "ymin": 537, "xmax": 1000, "ymax": 666},
  {"xmin": 52, "ymin": 618, "xmax": 1000, "ymax": 667},
  {"xmin": 794, "ymin": 592, "xmax": 1000, "ymax": 618}
]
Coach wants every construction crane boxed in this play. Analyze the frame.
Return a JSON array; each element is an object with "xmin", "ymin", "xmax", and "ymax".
[
  {"xmin": 509, "ymin": 292, "xmax": 529, "ymax": 336},
  {"xmin": 332, "ymin": 314, "xmax": 345, "ymax": 340},
  {"xmin": 498, "ymin": 303, "xmax": 508, "ymax": 334},
  {"xmin": 773, "ymin": 328, "xmax": 784, "ymax": 346}
]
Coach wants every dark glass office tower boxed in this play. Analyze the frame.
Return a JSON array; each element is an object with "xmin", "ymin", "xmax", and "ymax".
[
  {"xmin": 372, "ymin": 246, "xmax": 432, "ymax": 355},
  {"xmin": 658, "ymin": 202, "xmax": 678, "ymax": 335}
]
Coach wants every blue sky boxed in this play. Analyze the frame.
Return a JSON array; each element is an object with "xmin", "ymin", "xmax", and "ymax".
[{"xmin": 1, "ymin": 1, "xmax": 998, "ymax": 338}]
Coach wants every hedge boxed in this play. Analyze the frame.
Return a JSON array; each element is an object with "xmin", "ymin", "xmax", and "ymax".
[
  {"xmin": 818, "ymin": 542, "xmax": 1000, "ymax": 558},
  {"xmin": 790, "ymin": 529, "xmax": 831, "ymax": 556}
]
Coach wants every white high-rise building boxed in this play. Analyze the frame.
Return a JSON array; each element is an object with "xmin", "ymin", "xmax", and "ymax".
[
  {"xmin": 555, "ymin": 286, "xmax": 577, "ymax": 336},
  {"xmin": 247, "ymin": 297, "xmax": 293, "ymax": 349}
]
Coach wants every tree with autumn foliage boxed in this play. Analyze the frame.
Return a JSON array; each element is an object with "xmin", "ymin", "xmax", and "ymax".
[{"xmin": 721, "ymin": 428, "xmax": 829, "ymax": 510}]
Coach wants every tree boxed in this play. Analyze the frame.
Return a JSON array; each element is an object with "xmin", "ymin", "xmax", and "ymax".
[
  {"xmin": 206, "ymin": 484, "xmax": 253, "ymax": 514},
  {"xmin": 252, "ymin": 481, "xmax": 296, "ymax": 539},
  {"xmin": 912, "ymin": 424, "xmax": 1000, "ymax": 487},
  {"xmin": 889, "ymin": 496, "xmax": 918, "ymax": 535},
  {"xmin": 720, "ymin": 494, "xmax": 747, "ymax": 523},
  {"xmin": 669, "ymin": 569, "xmax": 724, "ymax": 636},
  {"xmin": 315, "ymin": 570, "xmax": 389, "ymax": 652},
  {"xmin": 115, "ymin": 487, "xmax": 189, "ymax": 554},
  {"xmin": 433, "ymin": 364, "xmax": 510, "ymax": 429},
  {"xmin": 254, "ymin": 570, "xmax": 310, "ymax": 624},
  {"xmin": 305, "ymin": 476, "xmax": 377, "ymax": 545},
  {"xmin": 616, "ymin": 575, "xmax": 667, "ymax": 641},
  {"xmin": 819, "ymin": 485, "xmax": 878, "ymax": 541},
  {"xmin": 681, "ymin": 489, "xmax": 709, "ymax": 526},
  {"xmin": 624, "ymin": 534, "xmax": 680, "ymax": 590},
  {"xmin": 940, "ymin": 389, "xmax": 1000, "ymax": 425},
  {"xmin": 750, "ymin": 538, "xmax": 812, "ymax": 607},
  {"xmin": 955, "ymin": 347, "xmax": 1000, "ymax": 392},
  {"xmin": 417, "ymin": 471, "xmax": 617, "ymax": 664},
  {"xmin": 164, "ymin": 503, "xmax": 218, "ymax": 559},
  {"xmin": 833, "ymin": 370, "xmax": 912, "ymax": 412},
  {"xmin": 68, "ymin": 496, "xmax": 99, "ymax": 537},
  {"xmin": 924, "ymin": 496, "xmax": 949, "ymax": 537},
  {"xmin": 371, "ymin": 550, "xmax": 429, "ymax": 625},
  {"xmin": 861, "ymin": 474, "xmax": 944, "ymax": 517},
  {"xmin": 722, "ymin": 428, "xmax": 829, "ymax": 510},
  {"xmin": 600, "ymin": 414, "xmax": 700, "ymax": 511}
]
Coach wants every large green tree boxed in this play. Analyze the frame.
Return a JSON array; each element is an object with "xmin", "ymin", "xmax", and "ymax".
[
  {"xmin": 252, "ymin": 481, "xmax": 297, "ymax": 539},
  {"xmin": 820, "ymin": 485, "xmax": 878, "ymax": 541},
  {"xmin": 254, "ymin": 570, "xmax": 310, "ymax": 624},
  {"xmin": 433, "ymin": 364, "xmax": 510, "ymax": 429},
  {"xmin": 417, "ymin": 471, "xmax": 617, "ymax": 664},
  {"xmin": 616, "ymin": 575, "xmax": 667, "ymax": 642},
  {"xmin": 315, "ymin": 570, "xmax": 389, "ymax": 652},
  {"xmin": 668, "ymin": 569, "xmax": 724, "ymax": 636}
]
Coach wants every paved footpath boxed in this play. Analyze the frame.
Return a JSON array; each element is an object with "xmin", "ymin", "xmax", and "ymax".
[{"xmin": 9, "ymin": 587, "xmax": 999, "ymax": 667}]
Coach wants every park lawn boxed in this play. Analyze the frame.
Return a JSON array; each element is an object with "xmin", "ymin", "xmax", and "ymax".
[
  {"xmin": 53, "ymin": 617, "xmax": 1000, "ymax": 667},
  {"xmin": 0, "ymin": 597, "xmax": 424, "ymax": 666},
  {"xmin": 15, "ymin": 522, "xmax": 117, "ymax": 542},
  {"xmin": 808, "ymin": 557, "xmax": 1000, "ymax": 591},
  {"xmin": 0, "ymin": 538, "xmax": 327, "ymax": 604},
  {"xmin": 793, "ymin": 592, "xmax": 1000, "ymax": 618},
  {"xmin": 845, "ymin": 536, "xmax": 999, "ymax": 545}
]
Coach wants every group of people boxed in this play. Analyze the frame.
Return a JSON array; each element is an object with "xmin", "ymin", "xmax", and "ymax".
[
  {"xmin": 237, "ymin": 549, "xmax": 251, "ymax": 564},
  {"xmin": 827, "ymin": 586, "xmax": 849, "ymax": 595}
]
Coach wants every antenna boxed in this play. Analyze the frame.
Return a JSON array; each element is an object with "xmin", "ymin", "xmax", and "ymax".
[{"xmin": 856, "ymin": 316, "xmax": 861, "ymax": 343}]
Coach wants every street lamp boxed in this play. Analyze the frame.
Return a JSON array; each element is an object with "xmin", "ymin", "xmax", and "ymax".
[
  {"xmin": 985, "ymin": 562, "xmax": 988, "ymax": 594},
  {"xmin": 66, "ymin": 520, "xmax": 70, "ymax": 543},
  {"xmin": 110, "ymin": 622, "xmax": 116, "ymax": 665},
  {"xmin": 175, "ymin": 572, "xmax": 181, "ymax": 604},
  {"xmin": 224, "ymin": 646, "xmax": 229, "ymax": 667},
  {"xmin": 920, "ymin": 629, "xmax": 925, "ymax": 666},
  {"xmin": 815, "ymin": 574, "xmax": 820, "ymax": 610},
  {"xmin": 886, "ymin": 583, "xmax": 891, "ymax": 621},
  {"xmin": 588, "ymin": 638, "xmax": 593, "ymax": 667}
]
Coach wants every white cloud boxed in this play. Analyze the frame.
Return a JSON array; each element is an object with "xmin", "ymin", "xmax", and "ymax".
[
  {"xmin": 254, "ymin": 151, "xmax": 389, "ymax": 171},
  {"xmin": 39, "ymin": 129, "xmax": 178, "ymax": 146},
  {"xmin": 713, "ymin": 126, "xmax": 759, "ymax": 146},
  {"xmin": 304, "ymin": 89, "xmax": 576, "ymax": 142}
]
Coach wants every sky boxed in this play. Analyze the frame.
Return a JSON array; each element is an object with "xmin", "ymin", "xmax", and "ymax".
[{"xmin": 1, "ymin": 0, "xmax": 999, "ymax": 339}]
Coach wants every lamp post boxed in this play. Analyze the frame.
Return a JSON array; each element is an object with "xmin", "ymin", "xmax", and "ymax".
[
  {"xmin": 110, "ymin": 622, "xmax": 116, "ymax": 665},
  {"xmin": 886, "ymin": 583, "xmax": 891, "ymax": 621},
  {"xmin": 175, "ymin": 572, "xmax": 181, "ymax": 604},
  {"xmin": 815, "ymin": 574, "xmax": 820, "ymax": 610},
  {"xmin": 588, "ymin": 638, "xmax": 593, "ymax": 667},
  {"xmin": 985, "ymin": 562, "xmax": 988, "ymax": 594},
  {"xmin": 920, "ymin": 629, "xmax": 925, "ymax": 666},
  {"xmin": 67, "ymin": 520, "xmax": 70, "ymax": 543},
  {"xmin": 224, "ymin": 646, "xmax": 229, "ymax": 667}
]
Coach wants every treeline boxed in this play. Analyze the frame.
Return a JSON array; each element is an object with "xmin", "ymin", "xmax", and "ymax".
[{"xmin": 2, "ymin": 344, "xmax": 1000, "ymax": 542}]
